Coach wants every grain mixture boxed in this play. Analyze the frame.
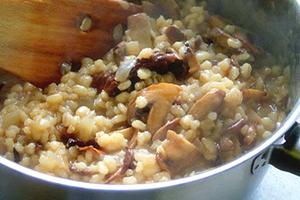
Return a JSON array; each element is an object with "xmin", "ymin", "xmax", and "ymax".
[{"xmin": 0, "ymin": 0, "xmax": 289, "ymax": 184}]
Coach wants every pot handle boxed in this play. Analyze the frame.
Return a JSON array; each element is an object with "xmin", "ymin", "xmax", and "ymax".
[{"xmin": 270, "ymin": 118, "xmax": 300, "ymax": 175}]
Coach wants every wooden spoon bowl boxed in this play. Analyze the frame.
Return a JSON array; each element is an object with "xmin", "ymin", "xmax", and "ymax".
[{"xmin": 0, "ymin": 0, "xmax": 141, "ymax": 87}]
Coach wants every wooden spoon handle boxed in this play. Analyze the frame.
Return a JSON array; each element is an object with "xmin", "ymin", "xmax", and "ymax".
[{"xmin": 0, "ymin": 0, "xmax": 141, "ymax": 87}]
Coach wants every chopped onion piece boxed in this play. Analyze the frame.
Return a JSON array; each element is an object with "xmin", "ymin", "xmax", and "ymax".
[{"xmin": 115, "ymin": 56, "xmax": 137, "ymax": 82}]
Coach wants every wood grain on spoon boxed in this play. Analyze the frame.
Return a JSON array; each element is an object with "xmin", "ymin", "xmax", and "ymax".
[{"xmin": 0, "ymin": 0, "xmax": 141, "ymax": 87}]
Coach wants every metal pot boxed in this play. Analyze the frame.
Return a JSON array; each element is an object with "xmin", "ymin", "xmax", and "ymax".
[{"xmin": 0, "ymin": 0, "xmax": 299, "ymax": 199}]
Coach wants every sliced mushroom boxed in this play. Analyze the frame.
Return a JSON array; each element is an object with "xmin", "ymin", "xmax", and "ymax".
[
  {"xmin": 233, "ymin": 33, "xmax": 263, "ymax": 55},
  {"xmin": 156, "ymin": 130, "xmax": 205, "ymax": 175},
  {"xmin": 188, "ymin": 89, "xmax": 226, "ymax": 120},
  {"xmin": 152, "ymin": 118, "xmax": 180, "ymax": 141},
  {"xmin": 165, "ymin": 25, "xmax": 186, "ymax": 44},
  {"xmin": 183, "ymin": 42, "xmax": 201, "ymax": 74},
  {"xmin": 208, "ymin": 15, "xmax": 226, "ymax": 29},
  {"xmin": 144, "ymin": 84, "xmax": 182, "ymax": 134},
  {"xmin": 209, "ymin": 27, "xmax": 233, "ymax": 49},
  {"xmin": 127, "ymin": 13, "xmax": 153, "ymax": 49},
  {"xmin": 220, "ymin": 119, "xmax": 256, "ymax": 150},
  {"xmin": 127, "ymin": 83, "xmax": 182, "ymax": 134},
  {"xmin": 223, "ymin": 118, "xmax": 247, "ymax": 135},
  {"xmin": 105, "ymin": 148, "xmax": 134, "ymax": 183},
  {"xmin": 209, "ymin": 27, "xmax": 262, "ymax": 55},
  {"xmin": 242, "ymin": 89, "xmax": 267, "ymax": 101}
]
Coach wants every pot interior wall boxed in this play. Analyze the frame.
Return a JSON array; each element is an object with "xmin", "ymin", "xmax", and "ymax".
[{"xmin": 207, "ymin": 0, "xmax": 300, "ymax": 107}]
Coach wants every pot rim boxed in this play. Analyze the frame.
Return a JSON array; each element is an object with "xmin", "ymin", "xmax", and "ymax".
[{"xmin": 1, "ymin": 99, "xmax": 299, "ymax": 191}]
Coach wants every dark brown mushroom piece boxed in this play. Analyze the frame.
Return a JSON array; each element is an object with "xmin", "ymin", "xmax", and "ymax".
[
  {"xmin": 152, "ymin": 118, "xmax": 180, "ymax": 141},
  {"xmin": 0, "ymin": 82, "xmax": 5, "ymax": 91},
  {"xmin": 91, "ymin": 72, "xmax": 120, "ymax": 97},
  {"xmin": 60, "ymin": 129, "xmax": 103, "ymax": 152},
  {"xmin": 95, "ymin": 51, "xmax": 189, "ymax": 98},
  {"xmin": 188, "ymin": 89, "xmax": 226, "ymax": 121},
  {"xmin": 156, "ymin": 130, "xmax": 207, "ymax": 175},
  {"xmin": 127, "ymin": 83, "xmax": 182, "ymax": 134},
  {"xmin": 117, "ymin": 51, "xmax": 190, "ymax": 86},
  {"xmin": 134, "ymin": 51, "xmax": 189, "ymax": 80},
  {"xmin": 165, "ymin": 25, "xmax": 186, "ymax": 44},
  {"xmin": 127, "ymin": 13, "xmax": 153, "ymax": 49},
  {"xmin": 13, "ymin": 147, "xmax": 21, "ymax": 163},
  {"xmin": 183, "ymin": 42, "xmax": 201, "ymax": 75},
  {"xmin": 105, "ymin": 148, "xmax": 135, "ymax": 183},
  {"xmin": 114, "ymin": 50, "xmax": 190, "ymax": 86}
]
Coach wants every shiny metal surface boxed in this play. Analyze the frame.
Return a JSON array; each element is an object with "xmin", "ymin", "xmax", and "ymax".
[
  {"xmin": 0, "ymin": 153, "xmax": 271, "ymax": 200},
  {"xmin": 1, "ymin": 0, "xmax": 300, "ymax": 199}
]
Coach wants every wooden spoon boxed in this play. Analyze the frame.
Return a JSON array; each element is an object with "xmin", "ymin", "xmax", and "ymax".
[{"xmin": 0, "ymin": 0, "xmax": 141, "ymax": 87}]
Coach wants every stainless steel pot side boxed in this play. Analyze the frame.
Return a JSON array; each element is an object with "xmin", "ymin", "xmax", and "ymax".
[{"xmin": 0, "ymin": 0, "xmax": 299, "ymax": 200}]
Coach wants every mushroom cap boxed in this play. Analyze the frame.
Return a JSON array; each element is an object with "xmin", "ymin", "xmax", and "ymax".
[{"xmin": 127, "ymin": 83, "xmax": 182, "ymax": 134}]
